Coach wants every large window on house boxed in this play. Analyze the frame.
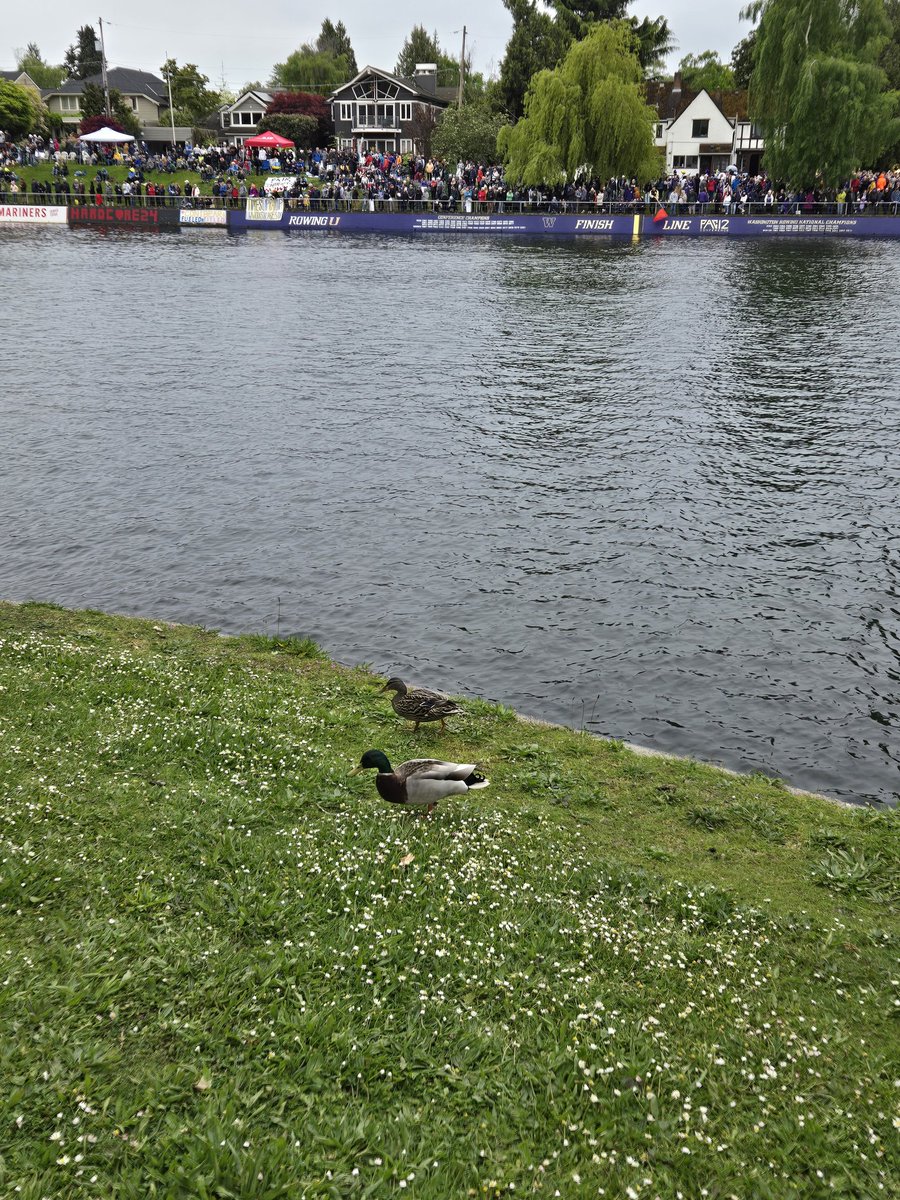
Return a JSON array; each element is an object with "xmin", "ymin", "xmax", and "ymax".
[
  {"xmin": 399, "ymin": 102, "xmax": 412, "ymax": 122},
  {"xmin": 60, "ymin": 96, "xmax": 79, "ymax": 111},
  {"xmin": 673, "ymin": 155, "xmax": 699, "ymax": 169},
  {"xmin": 692, "ymin": 119, "xmax": 709, "ymax": 138},
  {"xmin": 353, "ymin": 80, "xmax": 400, "ymax": 101},
  {"xmin": 339, "ymin": 102, "xmax": 352, "ymax": 121},
  {"xmin": 376, "ymin": 103, "xmax": 394, "ymax": 126}
]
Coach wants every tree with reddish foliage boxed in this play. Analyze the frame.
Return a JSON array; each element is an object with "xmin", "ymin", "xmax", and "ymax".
[
  {"xmin": 79, "ymin": 113, "xmax": 129, "ymax": 137},
  {"xmin": 265, "ymin": 91, "xmax": 332, "ymax": 143}
]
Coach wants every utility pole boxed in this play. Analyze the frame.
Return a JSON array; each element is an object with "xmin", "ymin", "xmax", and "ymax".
[
  {"xmin": 457, "ymin": 25, "xmax": 466, "ymax": 107},
  {"xmin": 165, "ymin": 51, "xmax": 177, "ymax": 146},
  {"xmin": 98, "ymin": 17, "xmax": 111, "ymax": 119}
]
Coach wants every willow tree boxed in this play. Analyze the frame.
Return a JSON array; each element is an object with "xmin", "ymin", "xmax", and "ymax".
[
  {"xmin": 744, "ymin": 0, "xmax": 900, "ymax": 184},
  {"xmin": 498, "ymin": 21, "xmax": 659, "ymax": 185},
  {"xmin": 317, "ymin": 19, "xmax": 357, "ymax": 77}
]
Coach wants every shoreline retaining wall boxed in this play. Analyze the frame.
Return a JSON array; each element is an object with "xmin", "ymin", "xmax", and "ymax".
[{"xmin": 3, "ymin": 203, "xmax": 900, "ymax": 240}]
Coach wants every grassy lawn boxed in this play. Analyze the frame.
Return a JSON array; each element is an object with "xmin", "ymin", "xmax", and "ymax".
[
  {"xmin": 2, "ymin": 163, "xmax": 280, "ymax": 194},
  {"xmin": 0, "ymin": 601, "xmax": 897, "ymax": 1199}
]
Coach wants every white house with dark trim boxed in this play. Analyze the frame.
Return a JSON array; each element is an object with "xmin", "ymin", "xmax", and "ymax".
[
  {"xmin": 732, "ymin": 120, "xmax": 765, "ymax": 175},
  {"xmin": 329, "ymin": 64, "xmax": 453, "ymax": 155},
  {"xmin": 649, "ymin": 81, "xmax": 765, "ymax": 175},
  {"xmin": 654, "ymin": 89, "xmax": 738, "ymax": 174}
]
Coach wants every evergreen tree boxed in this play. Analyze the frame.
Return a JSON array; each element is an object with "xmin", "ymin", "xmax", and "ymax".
[
  {"xmin": 553, "ymin": 0, "xmax": 629, "ymax": 39},
  {"xmin": 731, "ymin": 28, "xmax": 759, "ymax": 90},
  {"xmin": 499, "ymin": 0, "xmax": 672, "ymax": 119},
  {"xmin": 628, "ymin": 15, "xmax": 675, "ymax": 75},
  {"xmin": 498, "ymin": 21, "xmax": 659, "ymax": 184},
  {"xmin": 317, "ymin": 19, "xmax": 358, "ymax": 76},
  {"xmin": 394, "ymin": 25, "xmax": 459, "ymax": 85},
  {"xmin": 395, "ymin": 25, "xmax": 440, "ymax": 76},
  {"xmin": 499, "ymin": 0, "xmax": 571, "ymax": 120},
  {"xmin": 744, "ymin": 0, "xmax": 900, "ymax": 183},
  {"xmin": 64, "ymin": 25, "xmax": 102, "ymax": 80}
]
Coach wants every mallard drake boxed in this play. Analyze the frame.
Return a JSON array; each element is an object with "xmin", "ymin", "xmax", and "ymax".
[
  {"xmin": 351, "ymin": 749, "xmax": 489, "ymax": 815},
  {"xmin": 380, "ymin": 677, "xmax": 464, "ymax": 732}
]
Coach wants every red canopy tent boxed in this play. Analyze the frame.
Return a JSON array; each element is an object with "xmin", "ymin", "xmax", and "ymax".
[{"xmin": 243, "ymin": 130, "xmax": 295, "ymax": 148}]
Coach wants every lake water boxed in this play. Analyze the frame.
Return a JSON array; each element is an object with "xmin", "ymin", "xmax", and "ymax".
[{"xmin": 2, "ymin": 225, "xmax": 899, "ymax": 806}]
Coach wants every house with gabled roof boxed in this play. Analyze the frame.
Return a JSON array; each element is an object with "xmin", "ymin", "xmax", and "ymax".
[
  {"xmin": 42, "ymin": 67, "xmax": 169, "ymax": 129},
  {"xmin": 0, "ymin": 69, "xmax": 43, "ymax": 98},
  {"xmin": 216, "ymin": 89, "xmax": 274, "ymax": 145},
  {"xmin": 648, "ymin": 78, "xmax": 762, "ymax": 175},
  {"xmin": 329, "ymin": 64, "xmax": 454, "ymax": 155}
]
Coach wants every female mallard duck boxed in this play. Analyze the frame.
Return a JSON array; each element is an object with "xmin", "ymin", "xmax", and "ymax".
[
  {"xmin": 351, "ymin": 749, "xmax": 489, "ymax": 815},
  {"xmin": 380, "ymin": 677, "xmax": 464, "ymax": 732}
]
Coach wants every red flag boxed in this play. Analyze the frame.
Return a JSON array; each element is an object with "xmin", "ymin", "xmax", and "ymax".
[{"xmin": 653, "ymin": 208, "xmax": 668, "ymax": 222}]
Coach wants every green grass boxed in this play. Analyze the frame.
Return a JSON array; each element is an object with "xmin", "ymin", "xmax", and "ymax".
[
  {"xmin": 0, "ymin": 601, "xmax": 897, "ymax": 1199},
  {"xmin": 2, "ymin": 162, "xmax": 285, "ymax": 195}
]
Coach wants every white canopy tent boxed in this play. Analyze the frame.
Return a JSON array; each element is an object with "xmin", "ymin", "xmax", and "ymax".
[{"xmin": 79, "ymin": 127, "xmax": 135, "ymax": 143}]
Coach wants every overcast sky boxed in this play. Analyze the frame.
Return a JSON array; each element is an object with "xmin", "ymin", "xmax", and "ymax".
[{"xmin": 4, "ymin": 1, "xmax": 751, "ymax": 93}]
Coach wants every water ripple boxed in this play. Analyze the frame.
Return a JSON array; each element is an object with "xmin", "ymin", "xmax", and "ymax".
[{"xmin": 1, "ymin": 228, "xmax": 898, "ymax": 805}]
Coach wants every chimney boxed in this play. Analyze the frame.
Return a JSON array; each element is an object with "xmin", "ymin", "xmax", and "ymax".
[{"xmin": 414, "ymin": 62, "xmax": 437, "ymax": 95}]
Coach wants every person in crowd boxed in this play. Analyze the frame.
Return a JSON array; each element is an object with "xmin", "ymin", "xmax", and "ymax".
[{"xmin": 3, "ymin": 133, "xmax": 900, "ymax": 223}]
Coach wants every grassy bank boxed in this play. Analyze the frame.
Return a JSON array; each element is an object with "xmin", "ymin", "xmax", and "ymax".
[
  {"xmin": 2, "ymin": 162, "xmax": 276, "ymax": 194},
  {"xmin": 0, "ymin": 601, "xmax": 897, "ymax": 1199}
]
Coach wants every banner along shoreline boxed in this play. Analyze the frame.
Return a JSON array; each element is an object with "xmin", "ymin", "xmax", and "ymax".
[{"xmin": 5, "ymin": 202, "xmax": 900, "ymax": 239}]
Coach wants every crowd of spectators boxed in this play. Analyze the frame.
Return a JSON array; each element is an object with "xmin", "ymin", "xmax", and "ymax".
[
  {"xmin": 260, "ymin": 151, "xmax": 900, "ymax": 216},
  {"xmin": 2, "ymin": 131, "xmax": 900, "ymax": 217}
]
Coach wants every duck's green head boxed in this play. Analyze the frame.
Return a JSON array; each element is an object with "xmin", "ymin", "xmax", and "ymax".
[{"xmin": 351, "ymin": 749, "xmax": 393, "ymax": 775}]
